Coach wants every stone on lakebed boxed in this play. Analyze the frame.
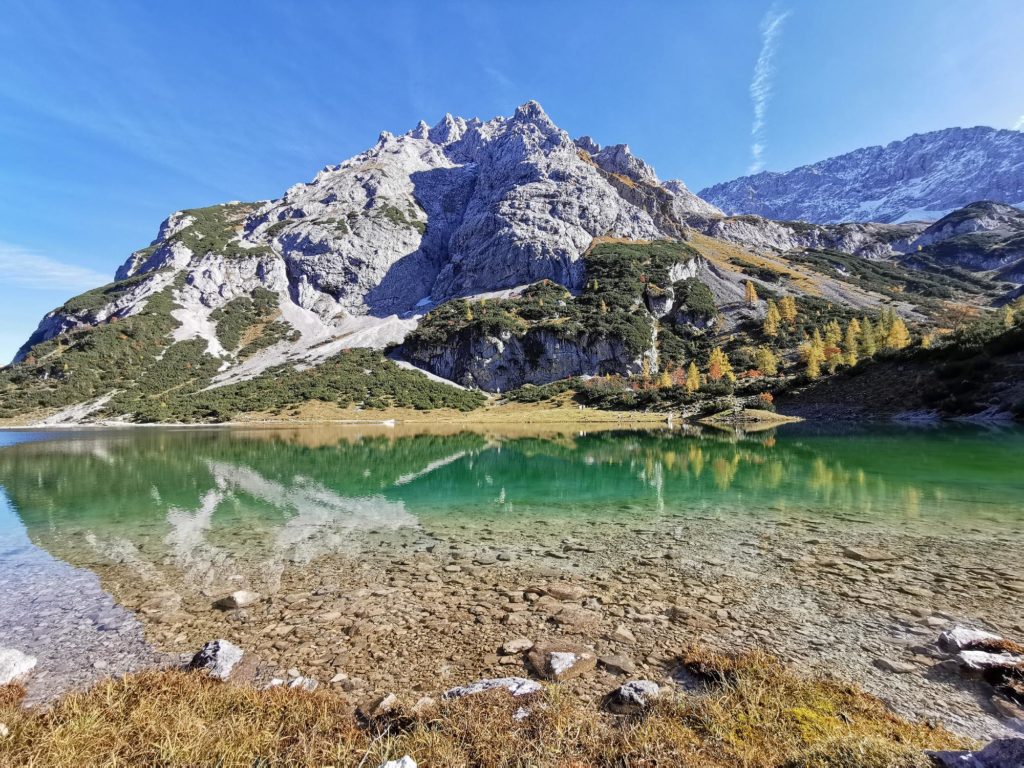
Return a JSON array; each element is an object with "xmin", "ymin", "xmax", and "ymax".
[{"xmin": 527, "ymin": 642, "xmax": 597, "ymax": 681}]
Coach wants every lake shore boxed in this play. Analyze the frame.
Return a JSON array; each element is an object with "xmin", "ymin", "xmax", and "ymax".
[
  {"xmin": 0, "ymin": 646, "xmax": 979, "ymax": 767},
  {"xmin": 1, "ymin": 424, "xmax": 1021, "ymax": 766}
]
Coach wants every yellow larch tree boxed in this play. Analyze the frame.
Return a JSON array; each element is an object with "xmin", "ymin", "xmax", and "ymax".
[
  {"xmin": 842, "ymin": 319, "xmax": 861, "ymax": 366},
  {"xmin": 763, "ymin": 300, "xmax": 781, "ymax": 338},
  {"xmin": 707, "ymin": 347, "xmax": 735, "ymax": 383},
  {"xmin": 755, "ymin": 346, "xmax": 779, "ymax": 376},
  {"xmin": 886, "ymin": 316, "xmax": 911, "ymax": 350},
  {"xmin": 779, "ymin": 295, "xmax": 798, "ymax": 327},
  {"xmin": 744, "ymin": 280, "xmax": 759, "ymax": 306},
  {"xmin": 685, "ymin": 362, "xmax": 701, "ymax": 393}
]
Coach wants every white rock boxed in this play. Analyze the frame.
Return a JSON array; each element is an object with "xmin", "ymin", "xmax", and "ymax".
[
  {"xmin": 187, "ymin": 640, "xmax": 243, "ymax": 680},
  {"xmin": 957, "ymin": 650, "xmax": 1024, "ymax": 671},
  {"xmin": 443, "ymin": 677, "xmax": 542, "ymax": 699},
  {"xmin": 288, "ymin": 676, "xmax": 319, "ymax": 691},
  {"xmin": 0, "ymin": 648, "xmax": 36, "ymax": 685},
  {"xmin": 14, "ymin": 100, "xmax": 683, "ymax": 382},
  {"xmin": 938, "ymin": 625, "xmax": 1004, "ymax": 653},
  {"xmin": 500, "ymin": 638, "xmax": 534, "ymax": 654},
  {"xmin": 378, "ymin": 757, "xmax": 417, "ymax": 768}
]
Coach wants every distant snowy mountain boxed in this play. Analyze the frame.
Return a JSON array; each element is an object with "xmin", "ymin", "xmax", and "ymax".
[{"xmin": 699, "ymin": 127, "xmax": 1024, "ymax": 224}]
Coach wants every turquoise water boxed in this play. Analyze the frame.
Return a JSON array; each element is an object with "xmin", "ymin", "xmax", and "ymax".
[
  {"xmin": 0, "ymin": 423, "xmax": 1021, "ymax": 730},
  {"xmin": 0, "ymin": 425, "xmax": 1021, "ymax": 538}
]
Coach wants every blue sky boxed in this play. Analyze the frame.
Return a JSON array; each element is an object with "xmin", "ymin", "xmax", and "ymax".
[{"xmin": 1, "ymin": 0, "xmax": 1023, "ymax": 362}]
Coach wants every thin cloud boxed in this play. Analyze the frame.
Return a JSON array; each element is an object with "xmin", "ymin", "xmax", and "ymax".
[
  {"xmin": 748, "ymin": 6, "xmax": 791, "ymax": 174},
  {"xmin": 0, "ymin": 242, "xmax": 109, "ymax": 292},
  {"xmin": 1014, "ymin": 115, "xmax": 1024, "ymax": 131}
]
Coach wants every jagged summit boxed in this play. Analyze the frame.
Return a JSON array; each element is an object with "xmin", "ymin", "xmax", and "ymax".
[
  {"xmin": 700, "ymin": 126, "xmax": 1024, "ymax": 224},
  {"xmin": 17, "ymin": 101, "xmax": 716, "ymax": 372}
]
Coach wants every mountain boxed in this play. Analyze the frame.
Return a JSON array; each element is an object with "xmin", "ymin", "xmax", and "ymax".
[
  {"xmin": 699, "ymin": 127, "xmax": 1024, "ymax": 224},
  {"xmin": 900, "ymin": 201, "xmax": 1024, "ymax": 282},
  {"xmin": 2, "ymin": 103, "xmax": 1019, "ymax": 425}
]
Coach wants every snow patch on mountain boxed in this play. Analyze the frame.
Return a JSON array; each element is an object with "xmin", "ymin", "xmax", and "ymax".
[{"xmin": 699, "ymin": 126, "xmax": 1024, "ymax": 224}]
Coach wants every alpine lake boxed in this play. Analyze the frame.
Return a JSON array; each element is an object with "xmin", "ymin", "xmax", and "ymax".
[{"xmin": 0, "ymin": 422, "xmax": 1021, "ymax": 739}]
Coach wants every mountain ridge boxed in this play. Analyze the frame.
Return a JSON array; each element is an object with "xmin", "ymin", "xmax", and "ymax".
[{"xmin": 699, "ymin": 126, "xmax": 1024, "ymax": 224}]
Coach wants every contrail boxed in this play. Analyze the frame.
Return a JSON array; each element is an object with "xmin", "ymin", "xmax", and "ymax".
[{"xmin": 748, "ymin": 6, "xmax": 791, "ymax": 174}]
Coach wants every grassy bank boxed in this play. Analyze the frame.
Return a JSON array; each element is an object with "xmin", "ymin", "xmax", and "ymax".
[{"xmin": 0, "ymin": 649, "xmax": 969, "ymax": 768}]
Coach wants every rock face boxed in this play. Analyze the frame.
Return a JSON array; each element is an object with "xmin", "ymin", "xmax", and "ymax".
[
  {"xmin": 400, "ymin": 326, "xmax": 646, "ymax": 392},
  {"xmin": 702, "ymin": 215, "xmax": 926, "ymax": 259},
  {"xmin": 905, "ymin": 202, "xmax": 1024, "ymax": 280},
  {"xmin": 700, "ymin": 126, "xmax": 1024, "ymax": 224}
]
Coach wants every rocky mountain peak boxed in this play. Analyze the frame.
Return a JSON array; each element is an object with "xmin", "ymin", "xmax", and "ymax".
[
  {"xmin": 19, "ymin": 102, "xmax": 722, "ymax": 378},
  {"xmin": 700, "ymin": 126, "xmax": 1024, "ymax": 224}
]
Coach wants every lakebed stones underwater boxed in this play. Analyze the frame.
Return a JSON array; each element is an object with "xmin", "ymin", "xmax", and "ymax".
[{"xmin": 0, "ymin": 425, "xmax": 1022, "ymax": 742}]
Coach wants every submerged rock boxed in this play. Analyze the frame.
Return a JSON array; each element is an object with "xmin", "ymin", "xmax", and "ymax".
[
  {"xmin": 0, "ymin": 648, "xmax": 36, "ymax": 686},
  {"xmin": 526, "ymin": 642, "xmax": 597, "ymax": 681},
  {"xmin": 214, "ymin": 590, "xmax": 261, "ymax": 610},
  {"xmin": 500, "ymin": 638, "xmax": 534, "ymax": 654},
  {"xmin": 841, "ymin": 546, "xmax": 897, "ymax": 562},
  {"xmin": 187, "ymin": 640, "xmax": 243, "ymax": 681}
]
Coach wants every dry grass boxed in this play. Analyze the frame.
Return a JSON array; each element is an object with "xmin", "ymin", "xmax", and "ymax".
[
  {"xmin": 0, "ymin": 649, "xmax": 971, "ymax": 768},
  {"xmin": 686, "ymin": 232, "xmax": 822, "ymax": 296},
  {"xmin": 233, "ymin": 396, "xmax": 671, "ymax": 428}
]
